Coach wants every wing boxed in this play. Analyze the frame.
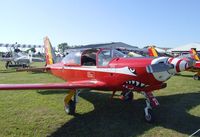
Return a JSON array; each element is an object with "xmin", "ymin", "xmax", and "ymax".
[
  {"xmin": 31, "ymin": 57, "xmax": 44, "ymax": 62},
  {"xmin": 0, "ymin": 80, "xmax": 106, "ymax": 90},
  {"xmin": 0, "ymin": 57, "xmax": 12, "ymax": 61}
]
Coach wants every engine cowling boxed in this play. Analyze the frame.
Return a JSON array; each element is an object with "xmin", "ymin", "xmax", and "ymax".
[{"xmin": 147, "ymin": 57, "xmax": 194, "ymax": 82}]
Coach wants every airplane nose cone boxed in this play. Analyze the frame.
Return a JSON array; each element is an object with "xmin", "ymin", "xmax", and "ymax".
[{"xmin": 149, "ymin": 57, "xmax": 195, "ymax": 82}]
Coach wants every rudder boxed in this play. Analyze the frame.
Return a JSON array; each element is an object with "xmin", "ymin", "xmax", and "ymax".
[
  {"xmin": 148, "ymin": 46, "xmax": 158, "ymax": 57},
  {"xmin": 190, "ymin": 48, "xmax": 200, "ymax": 61},
  {"xmin": 43, "ymin": 36, "xmax": 57, "ymax": 65}
]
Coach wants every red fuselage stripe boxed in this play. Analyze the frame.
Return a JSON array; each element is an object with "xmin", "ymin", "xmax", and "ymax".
[{"xmin": 175, "ymin": 60, "xmax": 182, "ymax": 72}]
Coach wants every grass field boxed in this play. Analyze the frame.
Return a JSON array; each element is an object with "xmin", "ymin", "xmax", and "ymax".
[{"xmin": 0, "ymin": 61, "xmax": 199, "ymax": 137}]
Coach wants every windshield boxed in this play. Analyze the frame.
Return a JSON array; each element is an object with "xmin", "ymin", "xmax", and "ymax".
[
  {"xmin": 62, "ymin": 48, "xmax": 126, "ymax": 66},
  {"xmin": 62, "ymin": 51, "xmax": 82, "ymax": 65},
  {"xmin": 98, "ymin": 49, "xmax": 126, "ymax": 66}
]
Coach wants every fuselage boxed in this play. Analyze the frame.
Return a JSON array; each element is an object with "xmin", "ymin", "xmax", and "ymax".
[
  {"xmin": 49, "ymin": 57, "xmax": 161, "ymax": 91},
  {"xmin": 46, "ymin": 48, "xmax": 190, "ymax": 92}
]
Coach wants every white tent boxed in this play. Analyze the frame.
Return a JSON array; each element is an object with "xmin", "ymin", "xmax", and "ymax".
[
  {"xmin": 168, "ymin": 43, "xmax": 200, "ymax": 52},
  {"xmin": 0, "ymin": 47, "xmax": 10, "ymax": 52}
]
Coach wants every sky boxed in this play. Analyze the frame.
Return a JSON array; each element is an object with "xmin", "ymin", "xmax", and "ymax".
[{"xmin": 0, "ymin": 0, "xmax": 200, "ymax": 48}]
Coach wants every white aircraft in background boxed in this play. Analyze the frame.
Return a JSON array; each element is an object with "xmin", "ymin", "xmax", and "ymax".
[{"xmin": 0, "ymin": 43, "xmax": 44, "ymax": 68}]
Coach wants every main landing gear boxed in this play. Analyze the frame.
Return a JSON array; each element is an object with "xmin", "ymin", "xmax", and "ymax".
[
  {"xmin": 63, "ymin": 89, "xmax": 158, "ymax": 123},
  {"xmin": 111, "ymin": 90, "xmax": 133, "ymax": 101},
  {"xmin": 64, "ymin": 89, "xmax": 81, "ymax": 115},
  {"xmin": 120, "ymin": 90, "xmax": 133, "ymax": 101},
  {"xmin": 142, "ymin": 92, "xmax": 159, "ymax": 123},
  {"xmin": 193, "ymin": 74, "xmax": 200, "ymax": 80}
]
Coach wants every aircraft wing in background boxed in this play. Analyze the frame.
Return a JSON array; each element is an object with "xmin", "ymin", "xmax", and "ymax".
[
  {"xmin": 16, "ymin": 67, "xmax": 47, "ymax": 72},
  {"xmin": 0, "ymin": 57, "xmax": 13, "ymax": 62},
  {"xmin": 31, "ymin": 57, "xmax": 45, "ymax": 62}
]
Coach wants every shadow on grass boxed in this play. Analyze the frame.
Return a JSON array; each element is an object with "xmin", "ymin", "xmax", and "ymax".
[{"xmin": 41, "ymin": 90, "xmax": 200, "ymax": 137}]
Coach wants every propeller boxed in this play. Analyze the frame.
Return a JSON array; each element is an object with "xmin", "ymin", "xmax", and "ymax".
[
  {"xmin": 146, "ymin": 63, "xmax": 174, "ymax": 73},
  {"xmin": 147, "ymin": 57, "xmax": 196, "ymax": 74}
]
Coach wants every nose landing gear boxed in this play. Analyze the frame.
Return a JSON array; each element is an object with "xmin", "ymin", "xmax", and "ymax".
[
  {"xmin": 142, "ymin": 91, "xmax": 159, "ymax": 123},
  {"xmin": 193, "ymin": 73, "xmax": 200, "ymax": 80},
  {"xmin": 144, "ymin": 99, "xmax": 154, "ymax": 123}
]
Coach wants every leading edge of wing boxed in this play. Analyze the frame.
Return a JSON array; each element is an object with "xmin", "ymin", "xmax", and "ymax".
[{"xmin": 0, "ymin": 80, "xmax": 106, "ymax": 90}]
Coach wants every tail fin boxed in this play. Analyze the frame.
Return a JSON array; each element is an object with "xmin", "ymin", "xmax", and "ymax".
[
  {"xmin": 148, "ymin": 46, "xmax": 158, "ymax": 57},
  {"xmin": 44, "ymin": 36, "xmax": 57, "ymax": 65},
  {"xmin": 189, "ymin": 48, "xmax": 200, "ymax": 61}
]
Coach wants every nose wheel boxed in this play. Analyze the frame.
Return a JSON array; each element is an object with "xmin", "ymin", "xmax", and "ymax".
[
  {"xmin": 144, "ymin": 100, "xmax": 154, "ymax": 123},
  {"xmin": 144, "ymin": 109, "xmax": 154, "ymax": 123},
  {"xmin": 193, "ymin": 74, "xmax": 200, "ymax": 80},
  {"xmin": 142, "ymin": 91, "xmax": 159, "ymax": 123}
]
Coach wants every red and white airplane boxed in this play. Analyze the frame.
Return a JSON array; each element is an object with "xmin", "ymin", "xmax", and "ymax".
[
  {"xmin": 186, "ymin": 48, "xmax": 200, "ymax": 80},
  {"xmin": 148, "ymin": 47, "xmax": 200, "ymax": 80},
  {"xmin": 0, "ymin": 37, "xmax": 195, "ymax": 123}
]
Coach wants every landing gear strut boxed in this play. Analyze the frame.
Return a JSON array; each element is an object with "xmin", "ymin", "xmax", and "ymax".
[
  {"xmin": 120, "ymin": 90, "xmax": 133, "ymax": 101},
  {"xmin": 64, "ymin": 89, "xmax": 81, "ymax": 115},
  {"xmin": 144, "ymin": 99, "xmax": 154, "ymax": 123},
  {"xmin": 142, "ymin": 92, "xmax": 159, "ymax": 123},
  {"xmin": 193, "ymin": 74, "xmax": 200, "ymax": 80}
]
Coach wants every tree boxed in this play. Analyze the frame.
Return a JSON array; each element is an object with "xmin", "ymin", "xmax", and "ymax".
[{"xmin": 58, "ymin": 43, "xmax": 70, "ymax": 54}]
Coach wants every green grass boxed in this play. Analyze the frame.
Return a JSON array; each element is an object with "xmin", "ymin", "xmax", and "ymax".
[{"xmin": 0, "ymin": 61, "xmax": 199, "ymax": 137}]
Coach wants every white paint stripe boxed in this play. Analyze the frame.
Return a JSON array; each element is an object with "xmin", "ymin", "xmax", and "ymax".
[
  {"xmin": 51, "ymin": 66, "xmax": 136, "ymax": 76},
  {"xmin": 179, "ymin": 60, "xmax": 187, "ymax": 71},
  {"xmin": 51, "ymin": 66, "xmax": 62, "ymax": 69},
  {"xmin": 151, "ymin": 57, "xmax": 169, "ymax": 64},
  {"xmin": 170, "ymin": 58, "xmax": 180, "ymax": 72},
  {"xmin": 171, "ymin": 58, "xmax": 179, "ymax": 66}
]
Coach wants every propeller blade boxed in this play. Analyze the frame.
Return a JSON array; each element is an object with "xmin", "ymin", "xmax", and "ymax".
[{"xmin": 146, "ymin": 63, "xmax": 174, "ymax": 73}]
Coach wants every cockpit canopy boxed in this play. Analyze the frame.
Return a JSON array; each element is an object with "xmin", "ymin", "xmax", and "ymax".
[{"xmin": 62, "ymin": 48, "xmax": 126, "ymax": 66}]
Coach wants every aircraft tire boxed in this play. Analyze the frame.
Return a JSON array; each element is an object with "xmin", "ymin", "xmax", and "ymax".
[
  {"xmin": 121, "ymin": 91, "xmax": 133, "ymax": 101},
  {"xmin": 193, "ymin": 74, "xmax": 200, "ymax": 80},
  {"xmin": 126, "ymin": 92, "xmax": 133, "ymax": 101},
  {"xmin": 144, "ymin": 109, "xmax": 154, "ymax": 123},
  {"xmin": 64, "ymin": 100, "xmax": 76, "ymax": 115}
]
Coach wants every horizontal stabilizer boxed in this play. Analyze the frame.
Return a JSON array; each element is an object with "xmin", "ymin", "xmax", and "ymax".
[{"xmin": 16, "ymin": 67, "xmax": 47, "ymax": 73}]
